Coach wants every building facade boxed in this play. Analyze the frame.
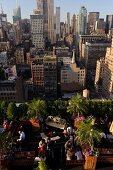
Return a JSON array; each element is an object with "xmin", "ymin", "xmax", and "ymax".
[
  {"xmin": 37, "ymin": 0, "xmax": 54, "ymax": 44},
  {"xmin": 102, "ymin": 40, "xmax": 113, "ymax": 98},
  {"xmin": 30, "ymin": 10, "xmax": 44, "ymax": 49}
]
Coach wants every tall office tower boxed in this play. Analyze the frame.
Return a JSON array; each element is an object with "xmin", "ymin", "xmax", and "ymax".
[
  {"xmin": 36, "ymin": 0, "xmax": 54, "ymax": 44},
  {"xmin": 13, "ymin": 1, "xmax": 21, "ymax": 23},
  {"xmin": 0, "ymin": 9, "xmax": 8, "ymax": 41},
  {"xmin": 105, "ymin": 15, "xmax": 113, "ymax": 34},
  {"xmin": 55, "ymin": 7, "xmax": 60, "ymax": 40},
  {"xmin": 102, "ymin": 39, "xmax": 113, "ymax": 98},
  {"xmin": 79, "ymin": 6, "xmax": 87, "ymax": 35},
  {"xmin": 88, "ymin": 12, "xmax": 99, "ymax": 31},
  {"xmin": 71, "ymin": 14, "xmax": 76, "ymax": 36},
  {"xmin": 48, "ymin": 0, "xmax": 54, "ymax": 43},
  {"xmin": 66, "ymin": 12, "xmax": 70, "ymax": 34},
  {"xmin": 30, "ymin": 10, "xmax": 44, "ymax": 49}
]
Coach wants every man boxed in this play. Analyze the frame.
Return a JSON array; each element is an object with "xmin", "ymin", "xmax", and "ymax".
[
  {"xmin": 17, "ymin": 130, "xmax": 25, "ymax": 142},
  {"xmin": 16, "ymin": 130, "xmax": 26, "ymax": 150}
]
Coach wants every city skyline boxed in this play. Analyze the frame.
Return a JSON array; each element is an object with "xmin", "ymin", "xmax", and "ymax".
[{"xmin": 1, "ymin": 0, "xmax": 113, "ymax": 23}]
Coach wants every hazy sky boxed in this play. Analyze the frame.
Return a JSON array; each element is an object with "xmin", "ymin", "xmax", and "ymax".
[{"xmin": 1, "ymin": 0, "xmax": 113, "ymax": 22}]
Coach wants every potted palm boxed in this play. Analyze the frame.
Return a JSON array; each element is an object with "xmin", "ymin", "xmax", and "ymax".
[
  {"xmin": 67, "ymin": 94, "xmax": 86, "ymax": 128},
  {"xmin": 75, "ymin": 118, "xmax": 101, "ymax": 170}
]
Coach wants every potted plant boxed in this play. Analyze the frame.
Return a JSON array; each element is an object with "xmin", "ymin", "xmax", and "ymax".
[
  {"xmin": 34, "ymin": 160, "xmax": 48, "ymax": 170},
  {"xmin": 75, "ymin": 118, "xmax": 101, "ymax": 170},
  {"xmin": 0, "ymin": 131, "xmax": 13, "ymax": 169}
]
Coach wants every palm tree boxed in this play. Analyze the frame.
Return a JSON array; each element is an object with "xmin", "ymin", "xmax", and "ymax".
[
  {"xmin": 75, "ymin": 118, "xmax": 101, "ymax": 152},
  {"xmin": 27, "ymin": 99, "xmax": 47, "ymax": 120},
  {"xmin": 67, "ymin": 94, "xmax": 86, "ymax": 117}
]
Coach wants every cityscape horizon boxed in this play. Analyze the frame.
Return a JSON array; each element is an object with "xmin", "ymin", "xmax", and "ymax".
[{"xmin": 0, "ymin": 0, "xmax": 113, "ymax": 23}]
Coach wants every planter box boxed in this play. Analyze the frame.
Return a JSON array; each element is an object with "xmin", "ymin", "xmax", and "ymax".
[
  {"xmin": 84, "ymin": 155, "xmax": 97, "ymax": 170},
  {"xmin": 0, "ymin": 158, "xmax": 7, "ymax": 168},
  {"xmin": 14, "ymin": 151, "xmax": 35, "ymax": 159}
]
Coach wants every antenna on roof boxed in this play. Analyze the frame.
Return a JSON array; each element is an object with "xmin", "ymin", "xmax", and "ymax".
[
  {"xmin": 1, "ymin": 4, "xmax": 3, "ymax": 14},
  {"xmin": 16, "ymin": 0, "xmax": 19, "ymax": 7}
]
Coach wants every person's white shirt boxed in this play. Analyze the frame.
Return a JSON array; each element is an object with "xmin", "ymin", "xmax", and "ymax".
[
  {"xmin": 17, "ymin": 131, "xmax": 25, "ymax": 142},
  {"xmin": 75, "ymin": 151, "xmax": 83, "ymax": 160}
]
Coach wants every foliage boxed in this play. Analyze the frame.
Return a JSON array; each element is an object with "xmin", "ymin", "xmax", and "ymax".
[
  {"xmin": 67, "ymin": 94, "xmax": 86, "ymax": 116},
  {"xmin": 6, "ymin": 102, "xmax": 17, "ymax": 120},
  {"xmin": 0, "ymin": 131, "xmax": 13, "ymax": 155},
  {"xmin": 35, "ymin": 160, "xmax": 48, "ymax": 170},
  {"xmin": 27, "ymin": 99, "xmax": 47, "ymax": 119},
  {"xmin": 17, "ymin": 103, "xmax": 28, "ymax": 120},
  {"xmin": 0, "ymin": 101, "xmax": 8, "ymax": 121},
  {"xmin": 75, "ymin": 118, "xmax": 101, "ymax": 152}
]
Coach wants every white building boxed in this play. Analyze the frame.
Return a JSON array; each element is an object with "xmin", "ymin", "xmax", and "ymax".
[{"xmin": 30, "ymin": 10, "xmax": 44, "ymax": 49}]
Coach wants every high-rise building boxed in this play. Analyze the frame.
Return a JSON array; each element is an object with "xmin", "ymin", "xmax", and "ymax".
[
  {"xmin": 105, "ymin": 15, "xmax": 113, "ymax": 34},
  {"xmin": 71, "ymin": 14, "xmax": 76, "ymax": 36},
  {"xmin": 88, "ymin": 12, "xmax": 99, "ymax": 31},
  {"xmin": 30, "ymin": 9, "xmax": 44, "ymax": 49},
  {"xmin": 36, "ymin": 0, "xmax": 54, "ymax": 44},
  {"xmin": 95, "ymin": 58, "xmax": 105, "ymax": 94},
  {"xmin": 66, "ymin": 12, "xmax": 70, "ymax": 34},
  {"xmin": 48, "ymin": 0, "xmax": 54, "ymax": 43},
  {"xmin": 44, "ymin": 55, "xmax": 57, "ymax": 99},
  {"xmin": 13, "ymin": 1, "xmax": 21, "ymax": 23},
  {"xmin": 101, "ymin": 40, "xmax": 113, "ymax": 98},
  {"xmin": 79, "ymin": 6, "xmax": 87, "ymax": 35},
  {"xmin": 84, "ymin": 41, "xmax": 111, "ymax": 86},
  {"xmin": 55, "ymin": 7, "xmax": 60, "ymax": 40}
]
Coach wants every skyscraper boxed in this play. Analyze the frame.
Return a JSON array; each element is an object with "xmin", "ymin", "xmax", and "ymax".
[
  {"xmin": 66, "ymin": 12, "xmax": 70, "ymax": 34},
  {"xmin": 30, "ymin": 9, "xmax": 44, "ymax": 49},
  {"xmin": 13, "ymin": 1, "xmax": 21, "ymax": 23},
  {"xmin": 36, "ymin": 0, "xmax": 54, "ymax": 44},
  {"xmin": 105, "ymin": 15, "xmax": 113, "ymax": 34},
  {"xmin": 88, "ymin": 12, "xmax": 100, "ymax": 30},
  {"xmin": 79, "ymin": 6, "xmax": 87, "ymax": 35},
  {"xmin": 55, "ymin": 7, "xmax": 60, "ymax": 39}
]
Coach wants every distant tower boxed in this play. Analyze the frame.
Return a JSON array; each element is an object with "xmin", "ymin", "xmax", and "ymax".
[
  {"xmin": 79, "ymin": 6, "xmax": 87, "ymax": 35},
  {"xmin": 55, "ymin": 7, "xmax": 60, "ymax": 40},
  {"xmin": 37, "ymin": 0, "xmax": 54, "ymax": 44},
  {"xmin": 66, "ymin": 12, "xmax": 70, "ymax": 34},
  {"xmin": 13, "ymin": 0, "xmax": 21, "ymax": 23}
]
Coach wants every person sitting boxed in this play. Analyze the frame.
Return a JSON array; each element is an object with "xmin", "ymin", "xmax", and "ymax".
[
  {"xmin": 66, "ymin": 148, "xmax": 73, "ymax": 160},
  {"xmin": 38, "ymin": 139, "xmax": 47, "ymax": 160},
  {"xmin": 65, "ymin": 140, "xmax": 73, "ymax": 153}
]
